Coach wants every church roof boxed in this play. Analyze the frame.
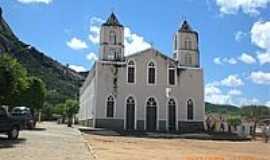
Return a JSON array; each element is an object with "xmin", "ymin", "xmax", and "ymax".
[
  {"xmin": 126, "ymin": 48, "xmax": 176, "ymax": 62},
  {"xmin": 102, "ymin": 12, "xmax": 123, "ymax": 27},
  {"xmin": 179, "ymin": 20, "xmax": 197, "ymax": 34}
]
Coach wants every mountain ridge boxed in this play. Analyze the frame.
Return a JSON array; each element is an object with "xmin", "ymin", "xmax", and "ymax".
[{"xmin": 0, "ymin": 8, "xmax": 86, "ymax": 105}]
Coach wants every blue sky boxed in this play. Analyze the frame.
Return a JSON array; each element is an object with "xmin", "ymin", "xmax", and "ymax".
[{"xmin": 0, "ymin": 0, "xmax": 269, "ymax": 106}]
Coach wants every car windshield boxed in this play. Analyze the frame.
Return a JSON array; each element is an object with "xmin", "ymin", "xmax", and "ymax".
[{"xmin": 12, "ymin": 107, "xmax": 31, "ymax": 115}]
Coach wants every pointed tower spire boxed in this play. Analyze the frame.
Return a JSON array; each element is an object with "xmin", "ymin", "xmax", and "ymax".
[
  {"xmin": 174, "ymin": 19, "xmax": 200, "ymax": 67},
  {"xmin": 99, "ymin": 12, "xmax": 125, "ymax": 61},
  {"xmin": 102, "ymin": 12, "xmax": 123, "ymax": 27},
  {"xmin": 179, "ymin": 20, "xmax": 193, "ymax": 32}
]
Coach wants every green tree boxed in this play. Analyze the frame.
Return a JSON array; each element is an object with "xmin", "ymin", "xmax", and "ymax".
[
  {"xmin": 23, "ymin": 77, "xmax": 47, "ymax": 114},
  {"xmin": 0, "ymin": 54, "xmax": 28, "ymax": 105},
  {"xmin": 227, "ymin": 117, "xmax": 241, "ymax": 133},
  {"xmin": 54, "ymin": 103, "xmax": 66, "ymax": 116},
  {"xmin": 65, "ymin": 99, "xmax": 79, "ymax": 127},
  {"xmin": 42, "ymin": 102, "xmax": 54, "ymax": 120},
  {"xmin": 241, "ymin": 105, "xmax": 270, "ymax": 136}
]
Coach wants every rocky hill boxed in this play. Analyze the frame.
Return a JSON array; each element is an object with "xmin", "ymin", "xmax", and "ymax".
[{"xmin": 0, "ymin": 8, "xmax": 86, "ymax": 105}]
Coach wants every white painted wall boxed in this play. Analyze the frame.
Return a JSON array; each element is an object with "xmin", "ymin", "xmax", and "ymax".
[{"xmin": 94, "ymin": 48, "xmax": 204, "ymax": 124}]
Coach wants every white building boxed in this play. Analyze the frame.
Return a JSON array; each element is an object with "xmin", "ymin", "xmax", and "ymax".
[{"xmin": 79, "ymin": 13, "xmax": 205, "ymax": 132}]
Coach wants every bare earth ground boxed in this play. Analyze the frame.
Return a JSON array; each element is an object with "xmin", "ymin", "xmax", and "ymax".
[{"xmin": 83, "ymin": 133, "xmax": 270, "ymax": 160}]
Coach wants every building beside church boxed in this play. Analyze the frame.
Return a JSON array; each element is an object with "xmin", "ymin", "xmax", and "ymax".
[{"xmin": 79, "ymin": 13, "xmax": 205, "ymax": 132}]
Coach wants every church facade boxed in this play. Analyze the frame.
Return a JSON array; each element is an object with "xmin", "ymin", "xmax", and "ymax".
[{"xmin": 79, "ymin": 13, "xmax": 205, "ymax": 132}]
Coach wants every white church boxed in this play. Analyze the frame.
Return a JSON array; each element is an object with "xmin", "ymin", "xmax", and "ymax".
[{"xmin": 79, "ymin": 13, "xmax": 205, "ymax": 132}]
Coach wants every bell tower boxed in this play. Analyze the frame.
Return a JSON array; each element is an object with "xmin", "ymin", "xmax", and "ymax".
[
  {"xmin": 173, "ymin": 20, "xmax": 199, "ymax": 67},
  {"xmin": 99, "ymin": 12, "xmax": 125, "ymax": 61}
]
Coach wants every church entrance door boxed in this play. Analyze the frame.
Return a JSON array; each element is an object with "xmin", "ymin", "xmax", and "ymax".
[
  {"xmin": 168, "ymin": 104, "xmax": 176, "ymax": 131},
  {"xmin": 126, "ymin": 103, "xmax": 135, "ymax": 130},
  {"xmin": 146, "ymin": 106, "xmax": 157, "ymax": 131}
]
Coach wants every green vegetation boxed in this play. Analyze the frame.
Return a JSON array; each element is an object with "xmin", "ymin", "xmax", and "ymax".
[
  {"xmin": 205, "ymin": 102, "xmax": 241, "ymax": 115},
  {"xmin": 53, "ymin": 99, "xmax": 79, "ymax": 127},
  {"xmin": 0, "ymin": 54, "xmax": 28, "ymax": 105},
  {"xmin": 65, "ymin": 99, "xmax": 79, "ymax": 127},
  {"xmin": 0, "ymin": 13, "xmax": 85, "ymax": 120},
  {"xmin": 21, "ymin": 77, "xmax": 47, "ymax": 113},
  {"xmin": 226, "ymin": 116, "xmax": 241, "ymax": 132},
  {"xmin": 206, "ymin": 102, "xmax": 270, "ymax": 117},
  {"xmin": 0, "ymin": 54, "xmax": 46, "ymax": 116}
]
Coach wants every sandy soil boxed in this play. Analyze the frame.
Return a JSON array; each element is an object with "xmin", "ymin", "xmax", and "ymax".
[{"xmin": 84, "ymin": 134, "xmax": 270, "ymax": 160}]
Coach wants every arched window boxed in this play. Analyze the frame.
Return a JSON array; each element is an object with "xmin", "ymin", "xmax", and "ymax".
[
  {"xmin": 126, "ymin": 96, "xmax": 136, "ymax": 130},
  {"xmin": 168, "ymin": 98, "xmax": 176, "ymax": 106},
  {"xmin": 146, "ymin": 97, "xmax": 157, "ymax": 130},
  {"xmin": 168, "ymin": 98, "xmax": 176, "ymax": 131},
  {"xmin": 184, "ymin": 37, "xmax": 192, "ymax": 50},
  {"xmin": 106, "ymin": 95, "xmax": 115, "ymax": 118},
  {"xmin": 115, "ymin": 49, "xmax": 122, "ymax": 60},
  {"xmin": 187, "ymin": 99, "xmax": 194, "ymax": 120},
  {"xmin": 127, "ymin": 96, "xmax": 135, "ymax": 106},
  {"xmin": 109, "ymin": 48, "xmax": 116, "ymax": 60},
  {"xmin": 185, "ymin": 54, "xmax": 192, "ymax": 65},
  {"xmin": 168, "ymin": 64, "xmax": 176, "ymax": 85},
  {"xmin": 109, "ymin": 31, "xmax": 117, "ymax": 44},
  {"xmin": 127, "ymin": 60, "xmax": 135, "ymax": 83},
  {"xmin": 147, "ymin": 61, "xmax": 156, "ymax": 84},
  {"xmin": 147, "ymin": 97, "xmax": 157, "ymax": 107}
]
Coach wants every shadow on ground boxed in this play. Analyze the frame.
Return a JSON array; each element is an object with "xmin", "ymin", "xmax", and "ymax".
[
  {"xmin": 0, "ymin": 136, "xmax": 26, "ymax": 149},
  {"xmin": 28, "ymin": 127, "xmax": 47, "ymax": 131},
  {"xmin": 79, "ymin": 128, "xmax": 251, "ymax": 141}
]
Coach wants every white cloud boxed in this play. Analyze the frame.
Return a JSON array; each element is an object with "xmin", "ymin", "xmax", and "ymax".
[
  {"xmin": 238, "ymin": 53, "xmax": 257, "ymax": 64},
  {"xmin": 266, "ymin": 101, "xmax": 270, "ymax": 106},
  {"xmin": 88, "ymin": 17, "xmax": 105, "ymax": 44},
  {"xmin": 205, "ymin": 82, "xmax": 262, "ymax": 106},
  {"xmin": 251, "ymin": 21, "xmax": 270, "ymax": 50},
  {"xmin": 67, "ymin": 37, "xmax": 88, "ymax": 50},
  {"xmin": 69, "ymin": 65, "xmax": 87, "ymax": 72},
  {"xmin": 213, "ymin": 57, "xmax": 223, "ymax": 65},
  {"xmin": 249, "ymin": 71, "xmax": 270, "ymax": 84},
  {"xmin": 205, "ymin": 84, "xmax": 222, "ymax": 96},
  {"xmin": 213, "ymin": 57, "xmax": 237, "ymax": 65},
  {"xmin": 228, "ymin": 89, "xmax": 242, "ymax": 96},
  {"xmin": 205, "ymin": 83, "xmax": 232, "ymax": 104},
  {"xmin": 223, "ymin": 57, "xmax": 238, "ymax": 64},
  {"xmin": 88, "ymin": 17, "xmax": 151, "ymax": 56},
  {"xmin": 124, "ymin": 27, "xmax": 151, "ymax": 56},
  {"xmin": 238, "ymin": 97, "xmax": 260, "ymax": 106},
  {"xmin": 250, "ymin": 21, "xmax": 270, "ymax": 64},
  {"xmin": 221, "ymin": 74, "xmax": 244, "ymax": 87},
  {"xmin": 89, "ymin": 26, "xmax": 100, "ymax": 44},
  {"xmin": 216, "ymin": 0, "xmax": 270, "ymax": 16},
  {"xmin": 235, "ymin": 31, "xmax": 247, "ymax": 41},
  {"xmin": 86, "ymin": 52, "xmax": 98, "ymax": 62},
  {"xmin": 257, "ymin": 51, "xmax": 270, "ymax": 64},
  {"xmin": 206, "ymin": 75, "xmax": 244, "ymax": 88},
  {"xmin": 205, "ymin": 94, "xmax": 232, "ymax": 105},
  {"xmin": 17, "ymin": 0, "xmax": 53, "ymax": 4}
]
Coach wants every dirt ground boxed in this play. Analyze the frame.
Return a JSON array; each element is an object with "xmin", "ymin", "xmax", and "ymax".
[{"xmin": 83, "ymin": 134, "xmax": 270, "ymax": 160}]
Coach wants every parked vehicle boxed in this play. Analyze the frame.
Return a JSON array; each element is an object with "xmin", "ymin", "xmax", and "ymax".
[
  {"xmin": 0, "ymin": 106, "xmax": 22, "ymax": 139},
  {"xmin": 11, "ymin": 106, "xmax": 36, "ymax": 129}
]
